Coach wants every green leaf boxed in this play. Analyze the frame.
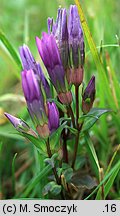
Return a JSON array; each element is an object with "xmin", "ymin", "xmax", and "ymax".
[
  {"xmin": 22, "ymin": 133, "xmax": 46, "ymax": 154},
  {"xmin": 44, "ymin": 153, "xmax": 58, "ymax": 168},
  {"xmin": 63, "ymin": 168, "xmax": 73, "ymax": 183},
  {"xmin": 50, "ymin": 121, "xmax": 67, "ymax": 149},
  {"xmin": 71, "ymin": 173, "xmax": 97, "ymax": 190},
  {"xmin": 0, "ymin": 30, "xmax": 22, "ymax": 71},
  {"xmin": 81, "ymin": 108, "xmax": 111, "ymax": 132},
  {"xmin": 43, "ymin": 181, "xmax": 61, "ymax": 196},
  {"xmin": 65, "ymin": 126, "xmax": 78, "ymax": 135}
]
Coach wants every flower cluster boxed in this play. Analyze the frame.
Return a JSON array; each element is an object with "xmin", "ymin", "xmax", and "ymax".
[{"xmin": 5, "ymin": 5, "xmax": 95, "ymax": 140}]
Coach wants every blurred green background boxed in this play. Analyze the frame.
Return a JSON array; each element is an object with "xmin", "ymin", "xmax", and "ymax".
[{"xmin": 0, "ymin": 0, "xmax": 120, "ymax": 199}]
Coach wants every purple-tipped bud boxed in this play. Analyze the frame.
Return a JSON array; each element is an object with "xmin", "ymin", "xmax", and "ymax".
[
  {"xmin": 47, "ymin": 102, "xmax": 59, "ymax": 133},
  {"xmin": 4, "ymin": 113, "xmax": 29, "ymax": 131},
  {"xmin": 36, "ymin": 33, "xmax": 72, "ymax": 104},
  {"xmin": 4, "ymin": 112, "xmax": 37, "ymax": 137},
  {"xmin": 68, "ymin": 5, "xmax": 85, "ymax": 86},
  {"xmin": 19, "ymin": 45, "xmax": 37, "ymax": 71},
  {"xmin": 19, "ymin": 45, "xmax": 51, "ymax": 98},
  {"xmin": 82, "ymin": 76, "xmax": 96, "ymax": 114},
  {"xmin": 48, "ymin": 8, "xmax": 69, "ymax": 70}
]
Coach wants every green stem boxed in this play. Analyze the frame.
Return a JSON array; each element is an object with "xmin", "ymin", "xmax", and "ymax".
[
  {"xmin": 46, "ymin": 138, "xmax": 60, "ymax": 185},
  {"xmin": 71, "ymin": 130, "xmax": 80, "ymax": 169},
  {"xmin": 71, "ymin": 122, "xmax": 84, "ymax": 169},
  {"xmin": 46, "ymin": 138, "xmax": 65, "ymax": 199},
  {"xmin": 75, "ymin": 85, "xmax": 79, "ymax": 129},
  {"xmin": 67, "ymin": 105, "xmax": 75, "ymax": 128},
  {"xmin": 62, "ymin": 129, "xmax": 68, "ymax": 163}
]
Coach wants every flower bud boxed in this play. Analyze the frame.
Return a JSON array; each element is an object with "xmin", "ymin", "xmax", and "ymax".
[
  {"xmin": 4, "ymin": 113, "xmax": 37, "ymax": 137},
  {"xmin": 19, "ymin": 44, "xmax": 37, "ymax": 72},
  {"xmin": 82, "ymin": 76, "xmax": 95, "ymax": 114},
  {"xmin": 47, "ymin": 102, "xmax": 59, "ymax": 133},
  {"xmin": 58, "ymin": 91, "xmax": 72, "ymax": 105}
]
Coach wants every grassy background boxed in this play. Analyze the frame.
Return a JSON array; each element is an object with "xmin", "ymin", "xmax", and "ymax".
[{"xmin": 0, "ymin": 0, "xmax": 120, "ymax": 199}]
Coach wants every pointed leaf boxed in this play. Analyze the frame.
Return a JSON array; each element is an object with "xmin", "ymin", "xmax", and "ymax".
[
  {"xmin": 22, "ymin": 133, "xmax": 46, "ymax": 154},
  {"xmin": 84, "ymin": 132, "xmax": 100, "ymax": 178},
  {"xmin": 81, "ymin": 108, "xmax": 111, "ymax": 132}
]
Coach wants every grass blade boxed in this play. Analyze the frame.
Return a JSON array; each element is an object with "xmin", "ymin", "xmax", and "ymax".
[
  {"xmin": 85, "ymin": 160, "xmax": 120, "ymax": 200},
  {"xmin": 0, "ymin": 30, "xmax": 22, "ymax": 71},
  {"xmin": 74, "ymin": 0, "xmax": 113, "ymax": 108},
  {"xmin": 12, "ymin": 153, "xmax": 17, "ymax": 195},
  {"xmin": 20, "ymin": 164, "xmax": 52, "ymax": 198},
  {"xmin": 96, "ymin": 144, "xmax": 120, "ymax": 199},
  {"xmin": 85, "ymin": 132, "xmax": 100, "ymax": 178}
]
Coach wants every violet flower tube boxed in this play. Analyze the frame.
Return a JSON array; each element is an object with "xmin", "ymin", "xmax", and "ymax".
[
  {"xmin": 36, "ymin": 33, "xmax": 72, "ymax": 104},
  {"xmin": 22, "ymin": 69, "xmax": 50, "ymax": 138},
  {"xmin": 68, "ymin": 5, "xmax": 85, "ymax": 86},
  {"xmin": 47, "ymin": 102, "xmax": 59, "ymax": 133},
  {"xmin": 82, "ymin": 76, "xmax": 96, "ymax": 114}
]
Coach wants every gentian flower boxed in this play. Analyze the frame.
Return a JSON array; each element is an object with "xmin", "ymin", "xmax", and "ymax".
[
  {"xmin": 82, "ymin": 76, "xmax": 95, "ymax": 114},
  {"xmin": 22, "ymin": 69, "xmax": 50, "ymax": 138},
  {"xmin": 4, "ymin": 113, "xmax": 37, "ymax": 137},
  {"xmin": 47, "ymin": 8, "xmax": 69, "ymax": 70},
  {"xmin": 19, "ymin": 45, "xmax": 51, "ymax": 98},
  {"xmin": 22, "ymin": 69, "xmax": 59, "ymax": 137},
  {"xmin": 36, "ymin": 33, "xmax": 72, "ymax": 104},
  {"xmin": 68, "ymin": 5, "xmax": 85, "ymax": 86}
]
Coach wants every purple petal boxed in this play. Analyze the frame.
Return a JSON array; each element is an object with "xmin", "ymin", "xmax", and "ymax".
[
  {"xmin": 19, "ymin": 45, "xmax": 36, "ymax": 71},
  {"xmin": 47, "ymin": 102, "xmax": 59, "ymax": 132}
]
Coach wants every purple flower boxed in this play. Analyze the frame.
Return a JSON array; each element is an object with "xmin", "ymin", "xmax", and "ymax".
[
  {"xmin": 68, "ymin": 5, "xmax": 85, "ymax": 68},
  {"xmin": 68, "ymin": 5, "xmax": 85, "ymax": 86},
  {"xmin": 22, "ymin": 70, "xmax": 46, "ymax": 123},
  {"xmin": 82, "ymin": 76, "xmax": 96, "ymax": 114},
  {"xmin": 36, "ymin": 33, "xmax": 65, "ymax": 92},
  {"xmin": 47, "ymin": 8, "xmax": 69, "ymax": 69},
  {"xmin": 22, "ymin": 69, "xmax": 50, "ymax": 138},
  {"xmin": 36, "ymin": 33, "xmax": 72, "ymax": 104},
  {"xmin": 19, "ymin": 45, "xmax": 51, "ymax": 98},
  {"xmin": 47, "ymin": 102, "xmax": 59, "ymax": 133}
]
